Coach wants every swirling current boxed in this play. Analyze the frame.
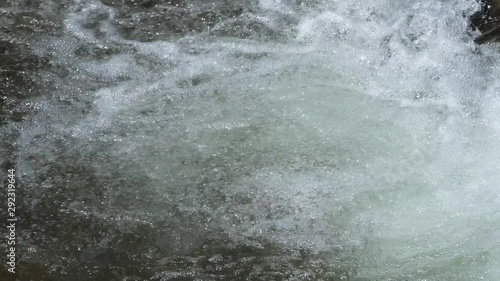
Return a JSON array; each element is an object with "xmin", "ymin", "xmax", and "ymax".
[{"xmin": 1, "ymin": 0, "xmax": 500, "ymax": 280}]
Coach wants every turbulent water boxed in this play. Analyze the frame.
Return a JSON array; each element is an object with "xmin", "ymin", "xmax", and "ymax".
[{"xmin": 1, "ymin": 0, "xmax": 500, "ymax": 280}]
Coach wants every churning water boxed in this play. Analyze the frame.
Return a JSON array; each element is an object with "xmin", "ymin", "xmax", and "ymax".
[{"xmin": 2, "ymin": 0, "xmax": 500, "ymax": 280}]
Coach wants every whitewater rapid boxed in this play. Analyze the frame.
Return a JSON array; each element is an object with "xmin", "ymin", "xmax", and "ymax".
[{"xmin": 2, "ymin": 0, "xmax": 500, "ymax": 280}]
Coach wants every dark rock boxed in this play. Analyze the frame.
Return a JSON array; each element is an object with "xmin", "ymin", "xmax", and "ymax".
[
  {"xmin": 469, "ymin": 0, "xmax": 500, "ymax": 43},
  {"xmin": 104, "ymin": 0, "xmax": 258, "ymax": 41}
]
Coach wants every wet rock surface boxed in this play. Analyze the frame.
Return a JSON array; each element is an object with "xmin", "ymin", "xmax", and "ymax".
[
  {"xmin": 103, "ymin": 0, "xmax": 273, "ymax": 41},
  {"xmin": 469, "ymin": 0, "xmax": 500, "ymax": 43}
]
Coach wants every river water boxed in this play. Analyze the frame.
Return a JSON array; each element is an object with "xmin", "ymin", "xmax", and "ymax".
[{"xmin": 1, "ymin": 0, "xmax": 500, "ymax": 280}]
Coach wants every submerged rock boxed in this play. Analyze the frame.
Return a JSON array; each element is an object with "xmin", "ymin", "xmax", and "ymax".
[
  {"xmin": 104, "ymin": 0, "xmax": 258, "ymax": 41},
  {"xmin": 469, "ymin": 0, "xmax": 500, "ymax": 43}
]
